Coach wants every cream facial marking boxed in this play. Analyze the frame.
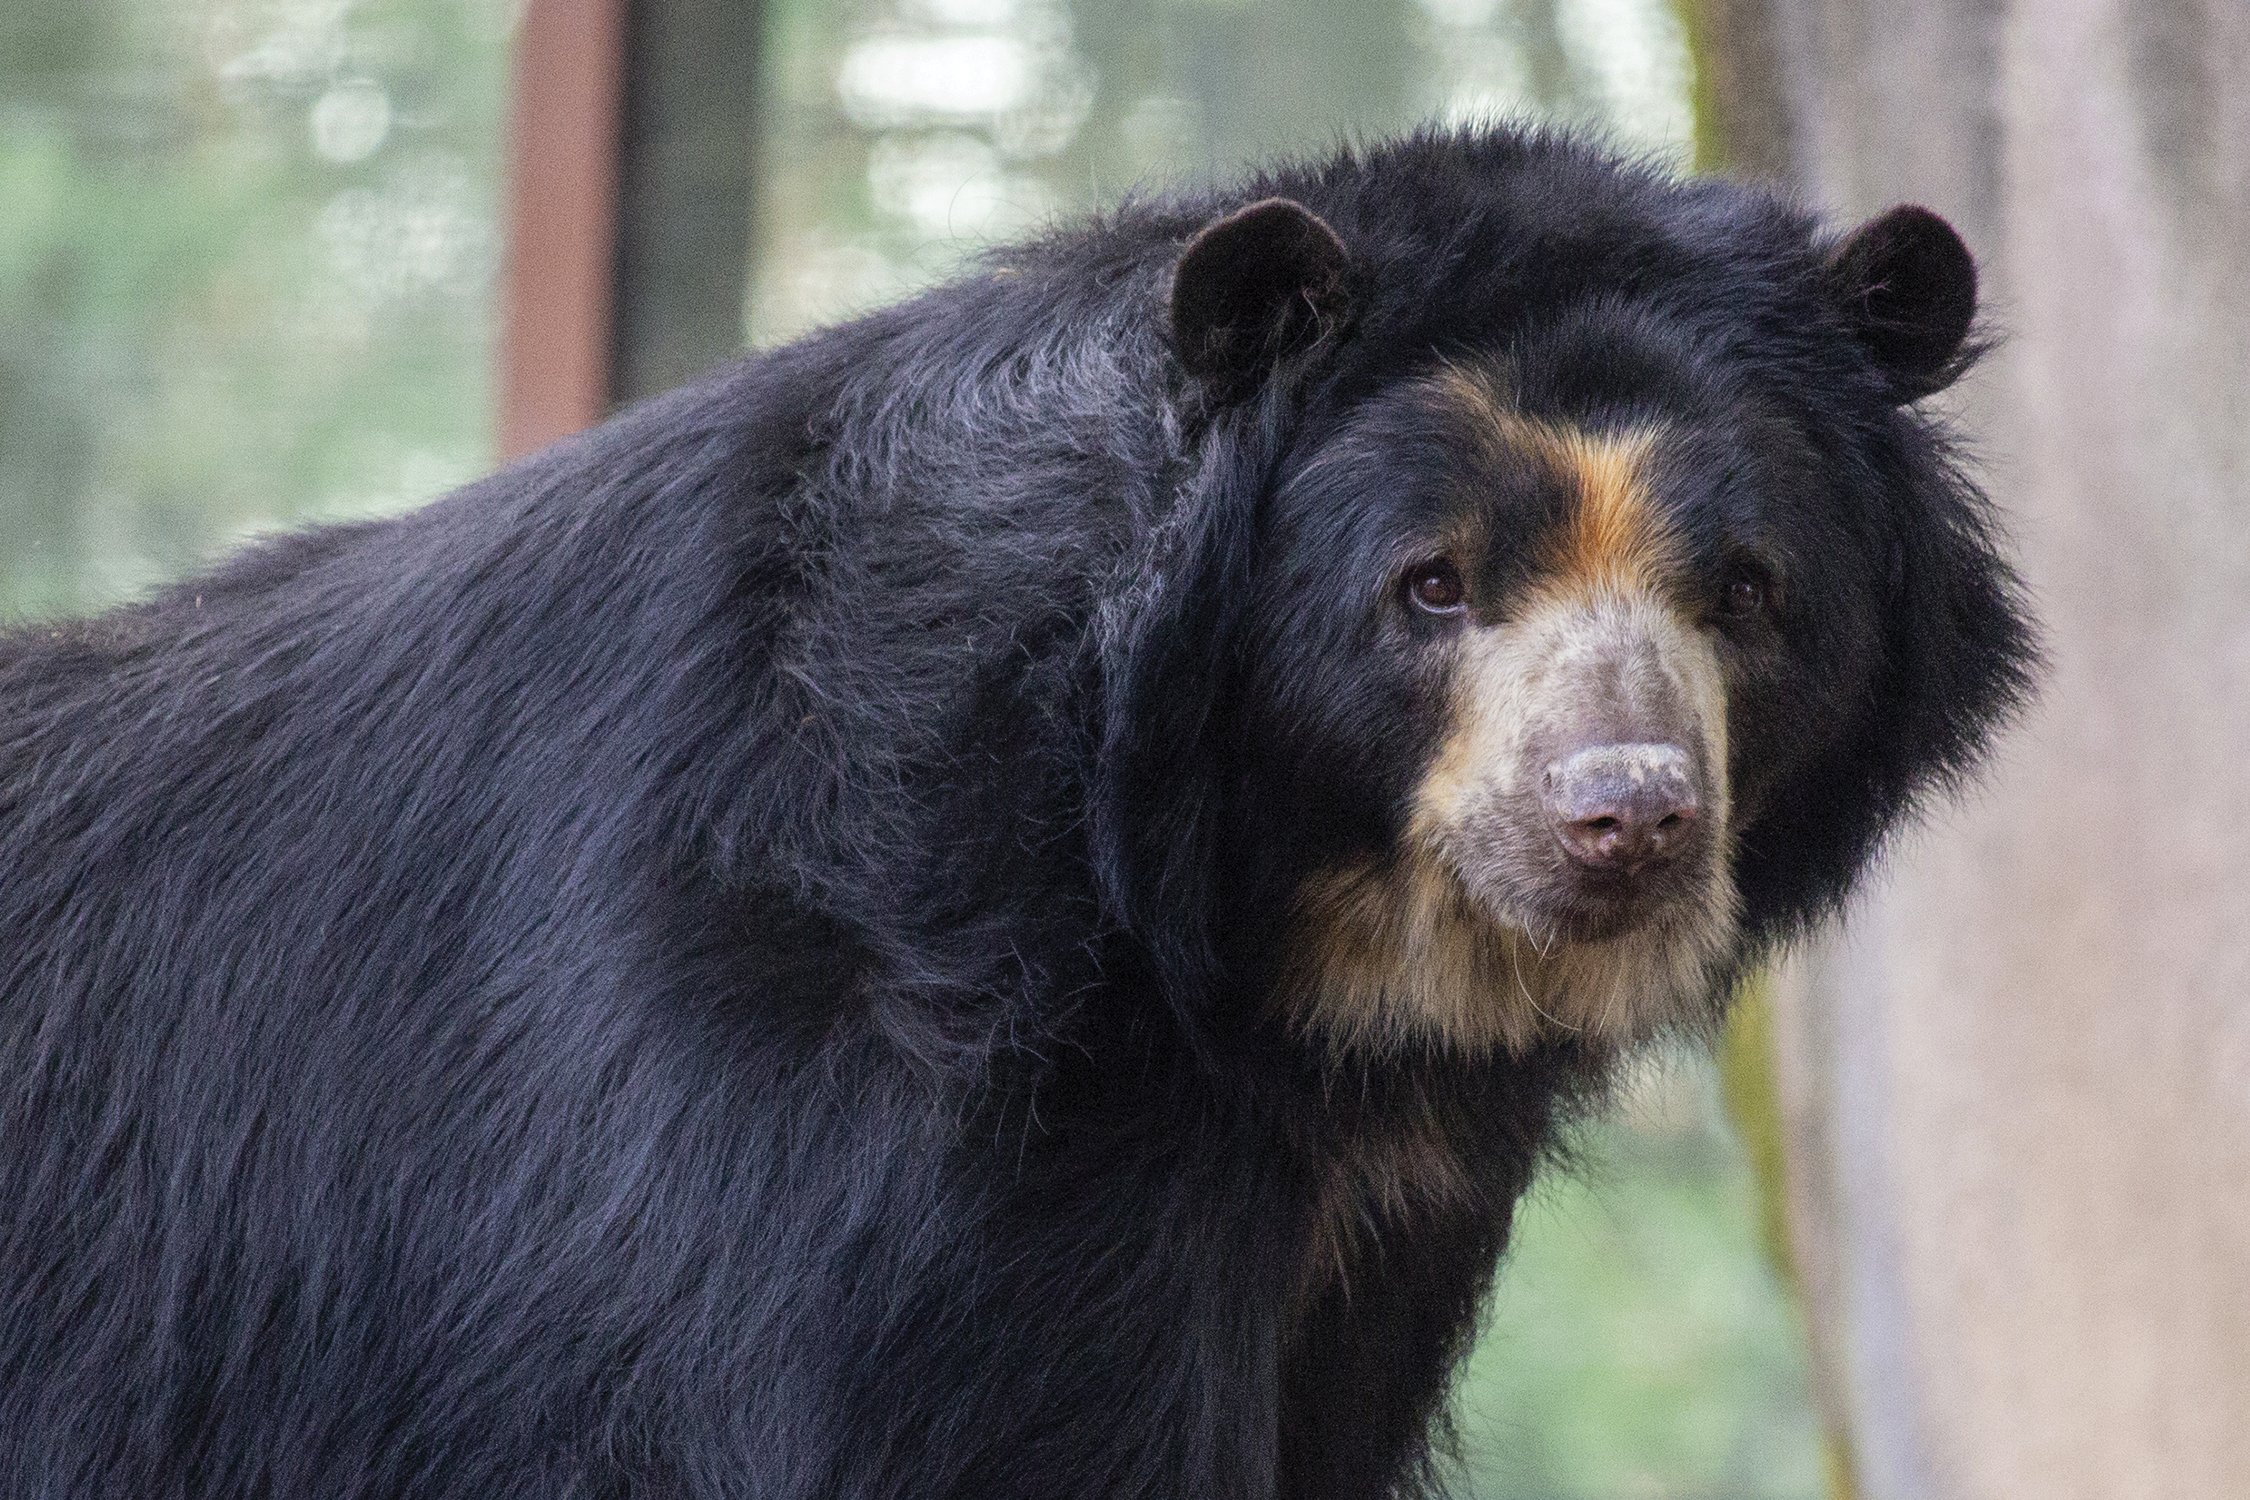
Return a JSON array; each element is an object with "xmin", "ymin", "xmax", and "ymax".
[{"xmin": 1282, "ymin": 378, "xmax": 1739, "ymax": 1057}]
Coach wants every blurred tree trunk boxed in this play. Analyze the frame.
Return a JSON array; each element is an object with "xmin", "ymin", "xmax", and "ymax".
[
  {"xmin": 611, "ymin": 0, "xmax": 764, "ymax": 402},
  {"xmin": 1678, "ymin": 0, "xmax": 1794, "ymax": 177},
  {"xmin": 1698, "ymin": 2, "xmax": 2250, "ymax": 1496}
]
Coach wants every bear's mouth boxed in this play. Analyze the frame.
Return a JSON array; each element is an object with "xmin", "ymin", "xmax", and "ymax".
[
  {"xmin": 1520, "ymin": 875, "xmax": 1693, "ymax": 945},
  {"xmin": 1439, "ymin": 786, "xmax": 1725, "ymax": 949}
]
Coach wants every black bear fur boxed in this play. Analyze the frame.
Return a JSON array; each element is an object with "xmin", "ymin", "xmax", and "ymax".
[{"xmin": 0, "ymin": 127, "xmax": 2034, "ymax": 1499}]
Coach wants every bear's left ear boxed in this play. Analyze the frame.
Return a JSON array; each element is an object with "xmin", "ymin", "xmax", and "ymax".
[
  {"xmin": 1826, "ymin": 205, "xmax": 1979, "ymax": 401},
  {"xmin": 1170, "ymin": 197, "xmax": 1353, "ymax": 395}
]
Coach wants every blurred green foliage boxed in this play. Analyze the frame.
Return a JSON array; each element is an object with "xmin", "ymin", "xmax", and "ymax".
[
  {"xmin": 745, "ymin": 0, "xmax": 1692, "ymax": 343},
  {"xmin": 0, "ymin": 2, "xmax": 1816, "ymax": 1494},
  {"xmin": 1454, "ymin": 1053, "xmax": 1823, "ymax": 1499},
  {"xmin": 0, "ymin": 0, "xmax": 508, "ymax": 616}
]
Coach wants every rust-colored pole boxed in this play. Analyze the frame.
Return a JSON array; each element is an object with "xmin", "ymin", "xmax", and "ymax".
[{"xmin": 498, "ymin": 0, "xmax": 630, "ymax": 461}]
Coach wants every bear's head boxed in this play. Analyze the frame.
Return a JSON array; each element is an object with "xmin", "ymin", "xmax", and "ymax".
[{"xmin": 1095, "ymin": 154, "xmax": 2036, "ymax": 1059}]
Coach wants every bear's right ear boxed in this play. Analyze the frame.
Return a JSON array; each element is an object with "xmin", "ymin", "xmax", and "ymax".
[
  {"xmin": 1826, "ymin": 205, "xmax": 1979, "ymax": 401},
  {"xmin": 1169, "ymin": 197, "xmax": 1353, "ymax": 395}
]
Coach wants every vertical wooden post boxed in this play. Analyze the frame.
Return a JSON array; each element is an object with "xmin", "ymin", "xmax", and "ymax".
[
  {"xmin": 498, "ymin": 0, "xmax": 764, "ymax": 457},
  {"xmin": 498, "ymin": 0, "xmax": 629, "ymax": 461}
]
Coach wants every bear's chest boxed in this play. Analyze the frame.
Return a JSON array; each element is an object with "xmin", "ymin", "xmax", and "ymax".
[{"xmin": 1287, "ymin": 1106, "xmax": 1487, "ymax": 1311}]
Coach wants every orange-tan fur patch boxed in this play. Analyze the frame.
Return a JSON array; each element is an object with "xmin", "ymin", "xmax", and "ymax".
[
  {"xmin": 1429, "ymin": 364, "xmax": 1677, "ymax": 601},
  {"xmin": 1540, "ymin": 424, "xmax": 1671, "ymax": 597}
]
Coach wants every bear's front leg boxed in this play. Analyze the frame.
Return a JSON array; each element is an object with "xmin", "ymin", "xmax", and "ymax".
[{"xmin": 1276, "ymin": 1194, "xmax": 1518, "ymax": 1500}]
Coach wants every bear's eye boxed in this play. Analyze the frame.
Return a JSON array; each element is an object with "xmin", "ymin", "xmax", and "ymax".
[
  {"xmin": 1719, "ymin": 560, "xmax": 1782, "ymax": 621},
  {"xmin": 1404, "ymin": 558, "xmax": 1468, "ymax": 616}
]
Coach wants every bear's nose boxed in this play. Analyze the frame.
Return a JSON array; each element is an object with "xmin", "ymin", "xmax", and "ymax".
[{"xmin": 1542, "ymin": 744, "xmax": 1702, "ymax": 874}]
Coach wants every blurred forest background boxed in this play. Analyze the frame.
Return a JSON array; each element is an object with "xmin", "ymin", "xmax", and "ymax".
[{"xmin": 0, "ymin": 2, "xmax": 1821, "ymax": 1495}]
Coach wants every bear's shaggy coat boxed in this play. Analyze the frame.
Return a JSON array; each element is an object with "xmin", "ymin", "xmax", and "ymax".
[{"xmin": 0, "ymin": 129, "xmax": 2032, "ymax": 1499}]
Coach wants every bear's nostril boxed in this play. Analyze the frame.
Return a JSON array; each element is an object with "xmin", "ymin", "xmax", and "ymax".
[{"xmin": 1543, "ymin": 744, "xmax": 1703, "ymax": 875}]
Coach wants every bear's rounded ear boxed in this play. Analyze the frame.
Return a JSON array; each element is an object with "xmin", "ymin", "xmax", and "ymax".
[
  {"xmin": 1826, "ymin": 205, "xmax": 1979, "ymax": 401},
  {"xmin": 1169, "ymin": 197, "xmax": 1353, "ymax": 394}
]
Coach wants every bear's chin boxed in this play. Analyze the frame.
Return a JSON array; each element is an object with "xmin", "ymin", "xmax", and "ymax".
[{"xmin": 1281, "ymin": 849, "xmax": 1741, "ymax": 1057}]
